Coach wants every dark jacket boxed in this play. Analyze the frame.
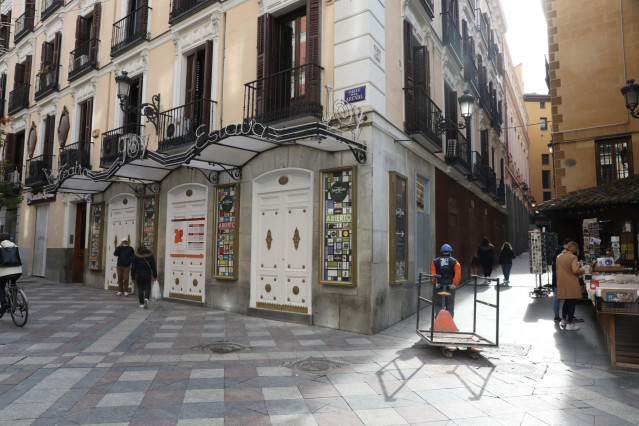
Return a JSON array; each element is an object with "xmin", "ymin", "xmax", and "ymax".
[
  {"xmin": 477, "ymin": 245, "xmax": 494, "ymax": 266},
  {"xmin": 113, "ymin": 245, "xmax": 135, "ymax": 267},
  {"xmin": 551, "ymin": 245, "xmax": 564, "ymax": 287},
  {"xmin": 430, "ymin": 254, "xmax": 461, "ymax": 287},
  {"xmin": 130, "ymin": 249, "xmax": 158, "ymax": 279},
  {"xmin": 498, "ymin": 247, "xmax": 516, "ymax": 265}
]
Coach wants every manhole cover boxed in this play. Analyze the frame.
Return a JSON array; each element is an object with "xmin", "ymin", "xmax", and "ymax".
[
  {"xmin": 194, "ymin": 342, "xmax": 248, "ymax": 354},
  {"xmin": 484, "ymin": 344, "xmax": 531, "ymax": 357},
  {"xmin": 284, "ymin": 357, "xmax": 348, "ymax": 375},
  {"xmin": 495, "ymin": 362, "xmax": 547, "ymax": 379}
]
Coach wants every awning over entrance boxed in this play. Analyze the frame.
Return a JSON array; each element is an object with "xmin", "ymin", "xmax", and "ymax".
[{"xmin": 44, "ymin": 120, "xmax": 367, "ymax": 195}]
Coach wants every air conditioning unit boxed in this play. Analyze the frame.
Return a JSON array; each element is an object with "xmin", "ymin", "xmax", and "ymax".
[
  {"xmin": 76, "ymin": 54, "xmax": 89, "ymax": 68},
  {"xmin": 165, "ymin": 119, "xmax": 178, "ymax": 138},
  {"xmin": 446, "ymin": 139, "xmax": 457, "ymax": 158}
]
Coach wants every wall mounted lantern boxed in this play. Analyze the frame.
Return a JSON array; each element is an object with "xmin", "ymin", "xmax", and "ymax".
[
  {"xmin": 435, "ymin": 90, "xmax": 476, "ymax": 135},
  {"xmin": 621, "ymin": 79, "xmax": 639, "ymax": 119},
  {"xmin": 115, "ymin": 71, "xmax": 162, "ymax": 133}
]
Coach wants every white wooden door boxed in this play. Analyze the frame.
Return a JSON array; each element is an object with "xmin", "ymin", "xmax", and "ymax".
[
  {"xmin": 105, "ymin": 194, "xmax": 137, "ymax": 291},
  {"xmin": 164, "ymin": 184, "xmax": 207, "ymax": 303},
  {"xmin": 252, "ymin": 169, "xmax": 312, "ymax": 314},
  {"xmin": 32, "ymin": 204, "xmax": 49, "ymax": 277}
]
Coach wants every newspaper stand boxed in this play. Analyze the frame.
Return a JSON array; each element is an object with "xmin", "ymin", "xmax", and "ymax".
[{"xmin": 416, "ymin": 273, "xmax": 499, "ymax": 355}]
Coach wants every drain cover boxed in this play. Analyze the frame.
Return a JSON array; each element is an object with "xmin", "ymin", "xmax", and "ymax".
[
  {"xmin": 284, "ymin": 357, "xmax": 348, "ymax": 375},
  {"xmin": 194, "ymin": 342, "xmax": 248, "ymax": 354},
  {"xmin": 495, "ymin": 362, "xmax": 547, "ymax": 379}
]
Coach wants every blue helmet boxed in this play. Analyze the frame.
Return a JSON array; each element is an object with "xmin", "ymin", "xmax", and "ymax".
[{"xmin": 441, "ymin": 244, "xmax": 452, "ymax": 253}]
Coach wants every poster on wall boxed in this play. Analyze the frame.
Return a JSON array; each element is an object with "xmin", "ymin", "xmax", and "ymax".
[
  {"xmin": 390, "ymin": 172, "xmax": 408, "ymax": 284},
  {"xmin": 139, "ymin": 196, "xmax": 158, "ymax": 255},
  {"xmin": 320, "ymin": 167, "xmax": 357, "ymax": 286},
  {"xmin": 170, "ymin": 217, "xmax": 205, "ymax": 258},
  {"xmin": 214, "ymin": 184, "xmax": 239, "ymax": 279},
  {"xmin": 89, "ymin": 203, "xmax": 104, "ymax": 270}
]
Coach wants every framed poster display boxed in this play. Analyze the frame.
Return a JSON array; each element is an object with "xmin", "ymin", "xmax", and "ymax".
[
  {"xmin": 390, "ymin": 172, "xmax": 408, "ymax": 284},
  {"xmin": 88, "ymin": 202, "xmax": 104, "ymax": 270},
  {"xmin": 214, "ymin": 184, "xmax": 239, "ymax": 279},
  {"xmin": 139, "ymin": 196, "xmax": 159, "ymax": 257},
  {"xmin": 319, "ymin": 167, "xmax": 357, "ymax": 285}
]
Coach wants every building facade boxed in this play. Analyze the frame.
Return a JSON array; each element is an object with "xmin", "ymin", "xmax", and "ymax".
[{"xmin": 0, "ymin": 0, "xmax": 526, "ymax": 333}]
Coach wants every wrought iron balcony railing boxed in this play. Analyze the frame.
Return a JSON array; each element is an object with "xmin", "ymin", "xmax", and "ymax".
[
  {"xmin": 34, "ymin": 64, "xmax": 60, "ymax": 100},
  {"xmin": 470, "ymin": 151, "xmax": 489, "ymax": 187},
  {"xmin": 8, "ymin": 84, "xmax": 30, "ymax": 115},
  {"xmin": 100, "ymin": 124, "xmax": 144, "ymax": 168},
  {"xmin": 14, "ymin": 6, "xmax": 35, "ymax": 43},
  {"xmin": 111, "ymin": 6, "xmax": 151, "ymax": 56},
  {"xmin": 59, "ymin": 141, "xmax": 92, "ymax": 170},
  {"xmin": 443, "ymin": 13, "xmax": 463, "ymax": 65},
  {"xmin": 444, "ymin": 129, "xmax": 472, "ymax": 174},
  {"xmin": 68, "ymin": 39, "xmax": 99, "ymax": 81},
  {"xmin": 403, "ymin": 85, "xmax": 443, "ymax": 152},
  {"xmin": 25, "ymin": 154, "xmax": 53, "ymax": 187},
  {"xmin": 41, "ymin": 0, "xmax": 64, "ymax": 22},
  {"xmin": 495, "ymin": 179, "xmax": 505, "ymax": 203},
  {"xmin": 463, "ymin": 54, "xmax": 478, "ymax": 93},
  {"xmin": 158, "ymin": 98, "xmax": 216, "ymax": 152},
  {"xmin": 0, "ymin": 163, "xmax": 23, "ymax": 193},
  {"xmin": 485, "ymin": 167, "xmax": 497, "ymax": 195},
  {"xmin": 169, "ymin": 0, "xmax": 216, "ymax": 24},
  {"xmin": 244, "ymin": 62, "xmax": 323, "ymax": 124}
]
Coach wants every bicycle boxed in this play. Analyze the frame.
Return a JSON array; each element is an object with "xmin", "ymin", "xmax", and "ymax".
[{"xmin": 2, "ymin": 284, "xmax": 28, "ymax": 327}]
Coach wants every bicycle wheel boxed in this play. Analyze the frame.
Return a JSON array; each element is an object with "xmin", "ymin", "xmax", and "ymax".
[{"xmin": 10, "ymin": 288, "xmax": 28, "ymax": 327}]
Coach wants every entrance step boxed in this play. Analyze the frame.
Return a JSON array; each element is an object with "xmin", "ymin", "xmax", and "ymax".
[{"xmin": 247, "ymin": 307, "xmax": 311, "ymax": 326}]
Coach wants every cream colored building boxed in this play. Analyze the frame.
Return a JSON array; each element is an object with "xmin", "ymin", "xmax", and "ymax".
[
  {"xmin": 524, "ymin": 93, "xmax": 551, "ymax": 204},
  {"xmin": 0, "ymin": 0, "xmax": 525, "ymax": 333}
]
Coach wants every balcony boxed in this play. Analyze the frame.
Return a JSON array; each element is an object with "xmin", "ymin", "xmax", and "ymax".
[
  {"xmin": 479, "ymin": 84, "xmax": 493, "ymax": 122},
  {"xmin": 41, "ymin": 0, "xmax": 64, "ymax": 22},
  {"xmin": 8, "ymin": 84, "xmax": 30, "ymax": 115},
  {"xmin": 495, "ymin": 179, "xmax": 505, "ymax": 204},
  {"xmin": 463, "ymin": 54, "xmax": 478, "ymax": 93},
  {"xmin": 158, "ymin": 98, "xmax": 215, "ymax": 152},
  {"xmin": 100, "ymin": 124, "xmax": 144, "ymax": 168},
  {"xmin": 34, "ymin": 64, "xmax": 60, "ymax": 100},
  {"xmin": 470, "ymin": 151, "xmax": 489, "ymax": 187},
  {"xmin": 169, "ymin": 0, "xmax": 217, "ymax": 25},
  {"xmin": 68, "ymin": 39, "xmax": 99, "ymax": 81},
  {"xmin": 244, "ymin": 63, "xmax": 323, "ymax": 125},
  {"xmin": 477, "ymin": 11, "xmax": 490, "ymax": 47},
  {"xmin": 111, "ymin": 6, "xmax": 151, "ymax": 57},
  {"xmin": 25, "ymin": 155, "xmax": 53, "ymax": 187},
  {"xmin": 442, "ymin": 13, "xmax": 463, "ymax": 66},
  {"xmin": 489, "ymin": 43, "xmax": 499, "ymax": 68},
  {"xmin": 403, "ymin": 86, "xmax": 443, "ymax": 153},
  {"xmin": 14, "ymin": 6, "xmax": 35, "ymax": 44},
  {"xmin": 0, "ymin": 164, "xmax": 23, "ymax": 193},
  {"xmin": 485, "ymin": 167, "xmax": 497, "ymax": 195},
  {"xmin": 59, "ymin": 141, "xmax": 92, "ymax": 170},
  {"xmin": 445, "ymin": 129, "xmax": 472, "ymax": 175}
]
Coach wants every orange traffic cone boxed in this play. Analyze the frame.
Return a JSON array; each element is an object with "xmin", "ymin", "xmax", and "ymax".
[{"xmin": 433, "ymin": 309, "xmax": 459, "ymax": 332}]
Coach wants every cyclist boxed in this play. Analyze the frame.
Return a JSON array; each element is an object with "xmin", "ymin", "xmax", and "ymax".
[{"xmin": 0, "ymin": 233, "xmax": 22, "ymax": 316}]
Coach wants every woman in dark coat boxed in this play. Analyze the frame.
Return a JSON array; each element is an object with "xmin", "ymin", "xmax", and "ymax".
[
  {"xmin": 477, "ymin": 237, "xmax": 495, "ymax": 283},
  {"xmin": 130, "ymin": 243, "xmax": 157, "ymax": 309},
  {"xmin": 498, "ymin": 242, "xmax": 516, "ymax": 285}
]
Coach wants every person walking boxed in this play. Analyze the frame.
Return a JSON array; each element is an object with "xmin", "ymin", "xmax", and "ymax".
[
  {"xmin": 551, "ymin": 238, "xmax": 572, "ymax": 322},
  {"xmin": 130, "ymin": 243, "xmax": 157, "ymax": 309},
  {"xmin": 556, "ymin": 241, "xmax": 585, "ymax": 331},
  {"xmin": 0, "ymin": 233, "xmax": 22, "ymax": 316},
  {"xmin": 113, "ymin": 238, "xmax": 135, "ymax": 296},
  {"xmin": 498, "ymin": 242, "xmax": 516, "ymax": 285},
  {"xmin": 430, "ymin": 244, "xmax": 461, "ymax": 317},
  {"xmin": 477, "ymin": 237, "xmax": 495, "ymax": 284}
]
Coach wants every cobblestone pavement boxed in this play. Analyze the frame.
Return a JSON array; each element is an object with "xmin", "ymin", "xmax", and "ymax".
[{"xmin": 0, "ymin": 254, "xmax": 638, "ymax": 425}]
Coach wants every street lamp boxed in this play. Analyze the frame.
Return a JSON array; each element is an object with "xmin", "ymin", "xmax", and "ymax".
[
  {"xmin": 547, "ymin": 141, "xmax": 553, "ymax": 154},
  {"xmin": 620, "ymin": 79, "xmax": 639, "ymax": 119},
  {"xmin": 435, "ymin": 90, "xmax": 475, "ymax": 135},
  {"xmin": 115, "ymin": 71, "xmax": 162, "ymax": 133}
]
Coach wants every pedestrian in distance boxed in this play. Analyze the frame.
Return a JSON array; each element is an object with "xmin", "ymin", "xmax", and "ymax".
[
  {"xmin": 556, "ymin": 241, "xmax": 585, "ymax": 331},
  {"xmin": 130, "ymin": 243, "xmax": 157, "ymax": 309},
  {"xmin": 113, "ymin": 238, "xmax": 135, "ymax": 296},
  {"xmin": 0, "ymin": 233, "xmax": 21, "ymax": 316},
  {"xmin": 430, "ymin": 244, "xmax": 461, "ymax": 317},
  {"xmin": 498, "ymin": 242, "xmax": 516, "ymax": 285},
  {"xmin": 551, "ymin": 238, "xmax": 572, "ymax": 322},
  {"xmin": 477, "ymin": 237, "xmax": 495, "ymax": 284}
]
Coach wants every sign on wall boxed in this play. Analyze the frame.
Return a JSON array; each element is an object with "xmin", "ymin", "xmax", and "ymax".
[
  {"xmin": 139, "ymin": 196, "xmax": 158, "ymax": 256},
  {"xmin": 390, "ymin": 172, "xmax": 408, "ymax": 284},
  {"xmin": 170, "ymin": 218, "xmax": 206, "ymax": 258},
  {"xmin": 89, "ymin": 202, "xmax": 104, "ymax": 270},
  {"xmin": 214, "ymin": 184, "xmax": 239, "ymax": 279},
  {"xmin": 320, "ymin": 167, "xmax": 356, "ymax": 285}
]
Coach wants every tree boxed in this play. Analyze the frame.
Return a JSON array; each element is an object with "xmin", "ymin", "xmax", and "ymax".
[{"xmin": 0, "ymin": 117, "xmax": 21, "ymax": 209}]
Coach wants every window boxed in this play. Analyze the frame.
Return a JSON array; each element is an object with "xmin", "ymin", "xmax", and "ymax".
[
  {"xmin": 541, "ymin": 154, "xmax": 549, "ymax": 165},
  {"xmin": 0, "ymin": 11, "xmax": 11, "ymax": 49},
  {"xmin": 540, "ymin": 117, "xmax": 547, "ymax": 130},
  {"xmin": 540, "ymin": 101, "xmax": 546, "ymax": 109},
  {"xmin": 543, "ymin": 191, "xmax": 551, "ymax": 201},
  {"xmin": 542, "ymin": 170, "xmax": 550, "ymax": 189},
  {"xmin": 404, "ymin": 19, "xmax": 431, "ymax": 133},
  {"xmin": 596, "ymin": 137, "xmax": 633, "ymax": 185}
]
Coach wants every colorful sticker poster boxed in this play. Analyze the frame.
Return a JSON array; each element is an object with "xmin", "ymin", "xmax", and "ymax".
[
  {"xmin": 170, "ymin": 217, "xmax": 206, "ymax": 258},
  {"xmin": 89, "ymin": 203, "xmax": 104, "ymax": 270},
  {"xmin": 214, "ymin": 185, "xmax": 239, "ymax": 279},
  {"xmin": 390, "ymin": 172, "xmax": 407, "ymax": 284},
  {"xmin": 320, "ymin": 168, "xmax": 356, "ymax": 285},
  {"xmin": 140, "ymin": 197, "xmax": 157, "ymax": 254},
  {"xmin": 171, "ymin": 220, "xmax": 188, "ymax": 255}
]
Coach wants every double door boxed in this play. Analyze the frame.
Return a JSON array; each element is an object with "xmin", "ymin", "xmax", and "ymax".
[{"xmin": 104, "ymin": 194, "xmax": 137, "ymax": 291}]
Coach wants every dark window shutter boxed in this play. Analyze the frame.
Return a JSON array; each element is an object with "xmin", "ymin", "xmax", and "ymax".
[
  {"xmin": 40, "ymin": 41, "xmax": 47, "ymax": 70},
  {"xmin": 462, "ymin": 20, "xmax": 468, "ymax": 54},
  {"xmin": 306, "ymin": 0, "xmax": 321, "ymax": 104},
  {"xmin": 480, "ymin": 130, "xmax": 488, "ymax": 163},
  {"xmin": 413, "ymin": 46, "xmax": 429, "ymax": 95},
  {"xmin": 75, "ymin": 16, "xmax": 82, "ymax": 48},
  {"xmin": 0, "ymin": 73, "xmax": 6, "ymax": 99},
  {"xmin": 185, "ymin": 52, "xmax": 195, "ymax": 105},
  {"xmin": 91, "ymin": 3, "xmax": 101, "ymax": 61},
  {"xmin": 52, "ymin": 32, "xmax": 62, "ymax": 86},
  {"xmin": 403, "ymin": 20, "xmax": 415, "ymax": 126},
  {"xmin": 445, "ymin": 85, "xmax": 458, "ymax": 140},
  {"xmin": 256, "ymin": 13, "xmax": 277, "ymax": 115},
  {"xmin": 140, "ymin": 0, "xmax": 149, "ymax": 36},
  {"xmin": 4, "ymin": 133, "xmax": 16, "ymax": 162},
  {"xmin": 202, "ymin": 40, "xmax": 213, "ymax": 131},
  {"xmin": 24, "ymin": 55, "xmax": 32, "ymax": 87},
  {"xmin": 44, "ymin": 114, "xmax": 55, "ymax": 165}
]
